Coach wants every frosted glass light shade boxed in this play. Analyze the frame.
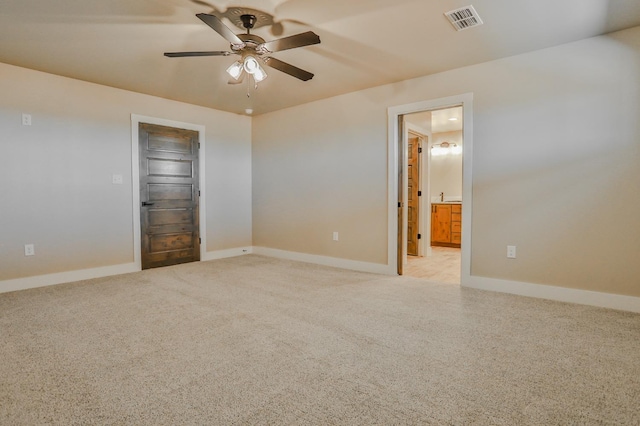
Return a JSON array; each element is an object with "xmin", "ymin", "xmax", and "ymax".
[
  {"xmin": 253, "ymin": 65, "xmax": 267, "ymax": 82},
  {"xmin": 226, "ymin": 61, "xmax": 243, "ymax": 80},
  {"xmin": 243, "ymin": 56, "xmax": 259, "ymax": 74},
  {"xmin": 243, "ymin": 55, "xmax": 267, "ymax": 83}
]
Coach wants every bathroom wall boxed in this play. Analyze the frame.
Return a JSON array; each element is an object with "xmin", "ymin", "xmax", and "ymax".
[{"xmin": 430, "ymin": 130, "xmax": 463, "ymax": 202}]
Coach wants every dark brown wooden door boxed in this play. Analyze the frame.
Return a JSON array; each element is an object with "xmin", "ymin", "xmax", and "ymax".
[
  {"xmin": 139, "ymin": 123, "xmax": 200, "ymax": 269},
  {"xmin": 407, "ymin": 135, "xmax": 421, "ymax": 256}
]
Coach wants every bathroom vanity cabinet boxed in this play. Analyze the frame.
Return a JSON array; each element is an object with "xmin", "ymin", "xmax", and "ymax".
[{"xmin": 431, "ymin": 203, "xmax": 461, "ymax": 247}]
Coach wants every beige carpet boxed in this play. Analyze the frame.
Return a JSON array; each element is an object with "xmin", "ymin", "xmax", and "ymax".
[{"xmin": 1, "ymin": 255, "xmax": 638, "ymax": 425}]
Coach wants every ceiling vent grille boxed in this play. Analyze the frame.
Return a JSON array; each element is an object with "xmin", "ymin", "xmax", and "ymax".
[{"xmin": 445, "ymin": 5, "xmax": 483, "ymax": 31}]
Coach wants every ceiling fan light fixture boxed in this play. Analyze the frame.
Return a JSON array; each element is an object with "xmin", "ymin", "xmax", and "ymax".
[
  {"xmin": 226, "ymin": 60, "xmax": 243, "ymax": 80},
  {"xmin": 252, "ymin": 64, "xmax": 268, "ymax": 82},
  {"xmin": 243, "ymin": 56, "xmax": 260, "ymax": 74},
  {"xmin": 242, "ymin": 55, "xmax": 267, "ymax": 83}
]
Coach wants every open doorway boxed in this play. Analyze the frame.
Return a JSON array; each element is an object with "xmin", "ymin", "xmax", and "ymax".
[
  {"xmin": 400, "ymin": 106, "xmax": 464, "ymax": 284},
  {"xmin": 387, "ymin": 93, "xmax": 473, "ymax": 284}
]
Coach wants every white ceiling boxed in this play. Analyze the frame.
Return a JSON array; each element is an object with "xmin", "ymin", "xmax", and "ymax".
[
  {"xmin": 2, "ymin": 0, "xmax": 640, "ymax": 116},
  {"xmin": 407, "ymin": 108, "xmax": 463, "ymax": 134}
]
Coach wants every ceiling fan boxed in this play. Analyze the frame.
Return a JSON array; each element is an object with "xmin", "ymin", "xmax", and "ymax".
[{"xmin": 164, "ymin": 13, "xmax": 320, "ymax": 84}]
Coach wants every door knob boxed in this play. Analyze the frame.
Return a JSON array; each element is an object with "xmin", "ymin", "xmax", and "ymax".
[{"xmin": 142, "ymin": 201, "xmax": 155, "ymax": 206}]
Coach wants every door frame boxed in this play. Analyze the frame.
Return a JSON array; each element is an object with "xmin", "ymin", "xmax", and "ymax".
[
  {"xmin": 131, "ymin": 114, "xmax": 207, "ymax": 271},
  {"xmin": 387, "ymin": 93, "xmax": 473, "ymax": 282}
]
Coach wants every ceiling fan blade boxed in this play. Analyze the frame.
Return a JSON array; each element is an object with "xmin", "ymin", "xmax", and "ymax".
[
  {"xmin": 164, "ymin": 51, "xmax": 231, "ymax": 58},
  {"xmin": 190, "ymin": 0, "xmax": 214, "ymax": 7},
  {"xmin": 259, "ymin": 31, "xmax": 320, "ymax": 53},
  {"xmin": 263, "ymin": 57, "xmax": 314, "ymax": 81},
  {"xmin": 196, "ymin": 13, "xmax": 243, "ymax": 45}
]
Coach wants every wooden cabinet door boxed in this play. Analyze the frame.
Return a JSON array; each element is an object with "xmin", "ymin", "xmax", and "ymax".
[
  {"xmin": 139, "ymin": 123, "xmax": 200, "ymax": 270},
  {"xmin": 431, "ymin": 204, "xmax": 452, "ymax": 244}
]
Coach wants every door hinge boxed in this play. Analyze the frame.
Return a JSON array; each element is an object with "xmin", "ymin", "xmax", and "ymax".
[
  {"xmin": 418, "ymin": 147, "xmax": 422, "ymax": 153},
  {"xmin": 198, "ymin": 190, "xmax": 201, "ymax": 197},
  {"xmin": 417, "ymin": 234, "xmax": 422, "ymax": 239},
  {"xmin": 198, "ymin": 142, "xmax": 201, "ymax": 149},
  {"xmin": 418, "ymin": 191, "xmax": 422, "ymax": 196},
  {"xmin": 398, "ymin": 202, "xmax": 402, "ymax": 208},
  {"xmin": 199, "ymin": 238, "xmax": 202, "ymax": 244}
]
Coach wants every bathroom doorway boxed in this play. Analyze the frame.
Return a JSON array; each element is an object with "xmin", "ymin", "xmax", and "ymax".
[{"xmin": 401, "ymin": 106, "xmax": 464, "ymax": 283}]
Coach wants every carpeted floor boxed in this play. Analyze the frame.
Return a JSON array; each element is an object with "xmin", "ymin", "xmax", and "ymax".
[{"xmin": 1, "ymin": 255, "xmax": 639, "ymax": 425}]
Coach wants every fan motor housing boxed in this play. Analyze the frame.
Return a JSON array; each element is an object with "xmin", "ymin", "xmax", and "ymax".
[
  {"xmin": 233, "ymin": 33, "xmax": 266, "ymax": 54},
  {"xmin": 237, "ymin": 33, "xmax": 265, "ymax": 45}
]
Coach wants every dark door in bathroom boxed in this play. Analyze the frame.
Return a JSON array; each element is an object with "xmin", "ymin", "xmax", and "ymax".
[{"xmin": 138, "ymin": 123, "xmax": 200, "ymax": 269}]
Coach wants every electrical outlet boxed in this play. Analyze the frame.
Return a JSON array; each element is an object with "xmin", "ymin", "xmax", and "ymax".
[
  {"xmin": 507, "ymin": 245, "xmax": 516, "ymax": 259},
  {"xmin": 333, "ymin": 232, "xmax": 339, "ymax": 241},
  {"xmin": 22, "ymin": 113, "xmax": 32, "ymax": 126},
  {"xmin": 24, "ymin": 244, "xmax": 35, "ymax": 256},
  {"xmin": 112, "ymin": 174, "xmax": 123, "ymax": 185}
]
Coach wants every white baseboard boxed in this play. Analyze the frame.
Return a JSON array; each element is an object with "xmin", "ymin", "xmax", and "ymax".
[
  {"xmin": 7, "ymin": 248, "xmax": 634, "ymax": 314},
  {"xmin": 253, "ymin": 246, "xmax": 394, "ymax": 275},
  {"xmin": 201, "ymin": 246, "xmax": 253, "ymax": 261},
  {"xmin": 0, "ymin": 247, "xmax": 253, "ymax": 294},
  {"xmin": 0, "ymin": 263, "xmax": 139, "ymax": 294},
  {"xmin": 463, "ymin": 275, "xmax": 640, "ymax": 313},
  {"xmin": 254, "ymin": 248, "xmax": 640, "ymax": 313}
]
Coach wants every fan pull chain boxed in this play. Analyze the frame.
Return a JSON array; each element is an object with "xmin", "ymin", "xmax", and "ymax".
[{"xmin": 245, "ymin": 75, "xmax": 260, "ymax": 98}]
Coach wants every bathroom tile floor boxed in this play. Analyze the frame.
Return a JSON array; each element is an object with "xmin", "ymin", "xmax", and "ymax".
[{"xmin": 404, "ymin": 247, "xmax": 461, "ymax": 284}]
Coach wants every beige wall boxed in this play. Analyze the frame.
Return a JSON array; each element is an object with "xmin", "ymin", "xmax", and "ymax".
[
  {"xmin": 2, "ymin": 26, "xmax": 638, "ymax": 299},
  {"xmin": 0, "ymin": 63, "xmax": 252, "ymax": 281},
  {"xmin": 251, "ymin": 99, "xmax": 389, "ymax": 264},
  {"xmin": 253, "ymin": 26, "xmax": 640, "ymax": 297}
]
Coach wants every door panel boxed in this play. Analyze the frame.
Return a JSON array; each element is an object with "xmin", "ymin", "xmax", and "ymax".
[
  {"xmin": 407, "ymin": 135, "xmax": 420, "ymax": 256},
  {"xmin": 148, "ymin": 183, "xmax": 193, "ymax": 201},
  {"xmin": 431, "ymin": 204, "xmax": 452, "ymax": 244},
  {"xmin": 148, "ymin": 209, "xmax": 193, "ymax": 227},
  {"xmin": 139, "ymin": 123, "xmax": 200, "ymax": 270},
  {"xmin": 147, "ymin": 133, "xmax": 193, "ymax": 153},
  {"xmin": 147, "ymin": 158, "xmax": 193, "ymax": 177},
  {"xmin": 150, "ymin": 232, "xmax": 195, "ymax": 252}
]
